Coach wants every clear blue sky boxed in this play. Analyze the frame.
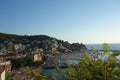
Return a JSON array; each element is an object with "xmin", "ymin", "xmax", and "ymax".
[{"xmin": 0, "ymin": 0, "xmax": 120, "ymax": 44}]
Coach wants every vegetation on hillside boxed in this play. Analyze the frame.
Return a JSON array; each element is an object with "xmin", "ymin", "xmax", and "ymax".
[{"xmin": 0, "ymin": 32, "xmax": 86, "ymax": 52}]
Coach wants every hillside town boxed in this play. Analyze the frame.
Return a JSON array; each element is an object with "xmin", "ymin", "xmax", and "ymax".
[
  {"xmin": 0, "ymin": 33, "xmax": 87, "ymax": 80},
  {"xmin": 1, "ymin": 33, "xmax": 120, "ymax": 80},
  {"xmin": 2, "ymin": 33, "xmax": 120, "ymax": 80}
]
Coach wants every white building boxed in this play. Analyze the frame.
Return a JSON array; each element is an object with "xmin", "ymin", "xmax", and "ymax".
[
  {"xmin": 14, "ymin": 43, "xmax": 23, "ymax": 51},
  {"xmin": 0, "ymin": 70, "xmax": 5, "ymax": 80}
]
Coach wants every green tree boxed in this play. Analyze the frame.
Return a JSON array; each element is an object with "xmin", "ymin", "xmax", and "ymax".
[
  {"xmin": 102, "ymin": 43, "xmax": 110, "ymax": 53},
  {"xmin": 64, "ymin": 43, "xmax": 120, "ymax": 80},
  {"xmin": 32, "ymin": 70, "xmax": 46, "ymax": 80},
  {"xmin": 5, "ymin": 75, "xmax": 13, "ymax": 80}
]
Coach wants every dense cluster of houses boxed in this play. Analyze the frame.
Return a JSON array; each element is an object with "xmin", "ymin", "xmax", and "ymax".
[{"xmin": 0, "ymin": 38, "xmax": 73, "ymax": 80}]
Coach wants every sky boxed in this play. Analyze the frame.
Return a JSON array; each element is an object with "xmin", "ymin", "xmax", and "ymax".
[{"xmin": 0, "ymin": 0, "xmax": 120, "ymax": 44}]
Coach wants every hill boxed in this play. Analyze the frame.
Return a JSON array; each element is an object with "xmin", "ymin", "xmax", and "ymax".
[{"xmin": 0, "ymin": 32, "xmax": 87, "ymax": 52}]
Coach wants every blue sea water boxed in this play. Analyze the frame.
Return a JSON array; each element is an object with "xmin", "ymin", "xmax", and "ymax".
[{"xmin": 85, "ymin": 44, "xmax": 120, "ymax": 50}]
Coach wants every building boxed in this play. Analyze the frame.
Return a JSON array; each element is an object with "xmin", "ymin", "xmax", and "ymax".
[
  {"xmin": 52, "ymin": 47, "xmax": 57, "ymax": 52},
  {"xmin": 7, "ymin": 42, "xmax": 13, "ymax": 51},
  {"xmin": 0, "ymin": 53, "xmax": 26, "ymax": 60},
  {"xmin": 0, "ymin": 69, "xmax": 5, "ymax": 80},
  {"xmin": 0, "ymin": 61, "xmax": 11, "ymax": 72},
  {"xmin": 0, "ymin": 43, "xmax": 6, "ymax": 51},
  {"xmin": 34, "ymin": 54, "xmax": 42, "ymax": 62},
  {"xmin": 7, "ymin": 53, "xmax": 26, "ymax": 59}
]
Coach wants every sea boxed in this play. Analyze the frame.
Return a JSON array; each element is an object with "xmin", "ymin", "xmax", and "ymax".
[{"xmin": 85, "ymin": 43, "xmax": 120, "ymax": 50}]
